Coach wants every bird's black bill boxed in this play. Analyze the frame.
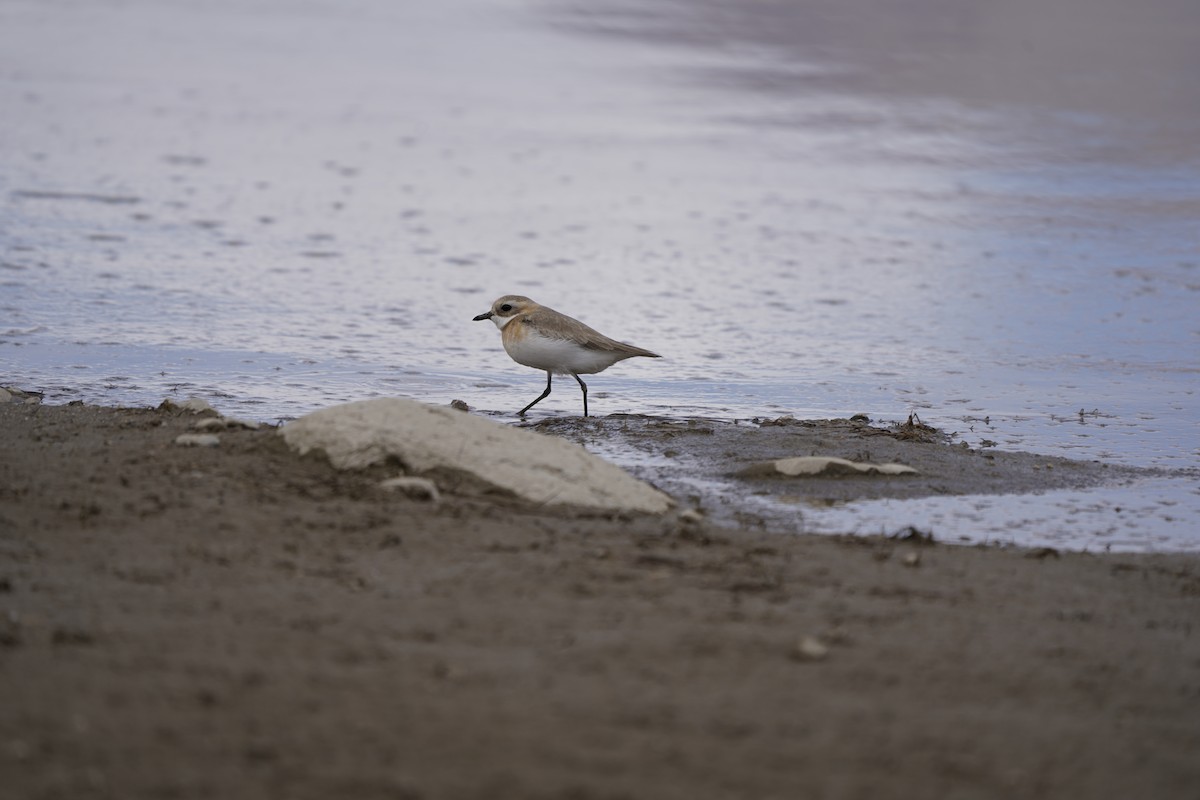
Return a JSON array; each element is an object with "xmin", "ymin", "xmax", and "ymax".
[{"xmin": 472, "ymin": 312, "xmax": 493, "ymax": 321}]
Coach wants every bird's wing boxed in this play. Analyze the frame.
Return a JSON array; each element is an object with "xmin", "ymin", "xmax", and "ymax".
[{"xmin": 524, "ymin": 308, "xmax": 660, "ymax": 358}]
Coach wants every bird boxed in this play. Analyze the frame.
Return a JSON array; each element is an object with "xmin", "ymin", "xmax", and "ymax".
[{"xmin": 473, "ymin": 295, "xmax": 660, "ymax": 417}]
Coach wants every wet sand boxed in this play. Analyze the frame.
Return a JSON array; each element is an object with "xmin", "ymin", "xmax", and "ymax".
[
  {"xmin": 521, "ymin": 413, "xmax": 1151, "ymax": 519},
  {"xmin": 2, "ymin": 400, "xmax": 1199, "ymax": 799}
]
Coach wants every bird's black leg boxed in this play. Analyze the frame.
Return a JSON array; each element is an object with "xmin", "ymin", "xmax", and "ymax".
[
  {"xmin": 573, "ymin": 374, "xmax": 588, "ymax": 417},
  {"xmin": 519, "ymin": 371, "xmax": 553, "ymax": 416}
]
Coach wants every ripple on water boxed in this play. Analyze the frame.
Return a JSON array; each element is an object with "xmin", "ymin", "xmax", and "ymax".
[
  {"xmin": 3, "ymin": 0, "xmax": 1198, "ymax": 550},
  {"xmin": 798, "ymin": 479, "xmax": 1200, "ymax": 553}
]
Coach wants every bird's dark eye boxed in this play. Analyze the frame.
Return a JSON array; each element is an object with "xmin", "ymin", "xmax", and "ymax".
[{"xmin": 499, "ymin": 303, "xmax": 513, "ymax": 313}]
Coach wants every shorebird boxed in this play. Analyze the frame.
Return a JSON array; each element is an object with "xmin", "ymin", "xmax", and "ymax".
[{"xmin": 473, "ymin": 295, "xmax": 660, "ymax": 417}]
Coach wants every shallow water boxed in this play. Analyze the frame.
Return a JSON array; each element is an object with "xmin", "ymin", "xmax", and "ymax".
[{"xmin": 2, "ymin": 0, "xmax": 1198, "ymax": 550}]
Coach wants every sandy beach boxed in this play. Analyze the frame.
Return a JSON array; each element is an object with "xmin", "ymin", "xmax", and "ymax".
[
  {"xmin": 4, "ymin": 0, "xmax": 1200, "ymax": 795},
  {"xmin": 2, "ymin": 399, "xmax": 1198, "ymax": 799}
]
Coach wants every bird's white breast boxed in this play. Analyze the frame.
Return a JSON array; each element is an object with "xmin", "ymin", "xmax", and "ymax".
[{"xmin": 504, "ymin": 329, "xmax": 623, "ymax": 375}]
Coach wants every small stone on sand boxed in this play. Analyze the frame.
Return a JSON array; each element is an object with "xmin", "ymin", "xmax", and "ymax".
[
  {"xmin": 174, "ymin": 433, "xmax": 220, "ymax": 448},
  {"xmin": 379, "ymin": 476, "xmax": 440, "ymax": 502},
  {"xmin": 791, "ymin": 636, "xmax": 830, "ymax": 662},
  {"xmin": 739, "ymin": 456, "xmax": 919, "ymax": 478},
  {"xmin": 160, "ymin": 397, "xmax": 218, "ymax": 415}
]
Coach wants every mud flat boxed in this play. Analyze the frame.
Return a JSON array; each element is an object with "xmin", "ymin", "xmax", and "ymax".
[
  {"xmin": 521, "ymin": 413, "xmax": 1155, "ymax": 525},
  {"xmin": 2, "ymin": 400, "xmax": 1199, "ymax": 799}
]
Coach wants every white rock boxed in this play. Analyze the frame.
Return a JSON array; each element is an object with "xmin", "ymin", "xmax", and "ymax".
[
  {"xmin": 280, "ymin": 398, "xmax": 673, "ymax": 514},
  {"xmin": 379, "ymin": 476, "xmax": 440, "ymax": 502},
  {"xmin": 0, "ymin": 388, "xmax": 11, "ymax": 403},
  {"xmin": 744, "ymin": 456, "xmax": 918, "ymax": 478},
  {"xmin": 174, "ymin": 433, "xmax": 220, "ymax": 448},
  {"xmin": 161, "ymin": 397, "xmax": 217, "ymax": 415},
  {"xmin": 792, "ymin": 636, "xmax": 830, "ymax": 662}
]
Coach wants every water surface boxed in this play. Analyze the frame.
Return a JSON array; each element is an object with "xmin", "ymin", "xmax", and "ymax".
[{"xmin": 2, "ymin": 0, "xmax": 1197, "ymax": 549}]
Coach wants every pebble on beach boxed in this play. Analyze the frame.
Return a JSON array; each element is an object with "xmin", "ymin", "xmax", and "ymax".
[
  {"xmin": 160, "ymin": 397, "xmax": 218, "ymax": 416},
  {"xmin": 739, "ymin": 456, "xmax": 919, "ymax": 478},
  {"xmin": 174, "ymin": 433, "xmax": 221, "ymax": 448},
  {"xmin": 379, "ymin": 476, "xmax": 441, "ymax": 502},
  {"xmin": 791, "ymin": 636, "xmax": 831, "ymax": 662}
]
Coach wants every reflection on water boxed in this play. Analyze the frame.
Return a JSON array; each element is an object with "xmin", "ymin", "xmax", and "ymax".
[
  {"xmin": 1, "ymin": 0, "xmax": 1197, "ymax": 549},
  {"xmin": 797, "ymin": 479, "xmax": 1200, "ymax": 553}
]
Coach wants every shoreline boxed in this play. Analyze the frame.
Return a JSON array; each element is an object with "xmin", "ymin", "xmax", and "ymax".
[{"xmin": 2, "ymin": 399, "xmax": 1199, "ymax": 798}]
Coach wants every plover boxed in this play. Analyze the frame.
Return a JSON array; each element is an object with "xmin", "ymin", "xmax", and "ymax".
[{"xmin": 473, "ymin": 295, "xmax": 660, "ymax": 417}]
